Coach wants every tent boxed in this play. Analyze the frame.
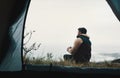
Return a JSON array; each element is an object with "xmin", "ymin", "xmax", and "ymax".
[
  {"xmin": 106, "ymin": 0, "xmax": 120, "ymax": 21},
  {"xmin": 0, "ymin": 0, "xmax": 30, "ymax": 71},
  {"xmin": 0, "ymin": 0, "xmax": 120, "ymax": 77}
]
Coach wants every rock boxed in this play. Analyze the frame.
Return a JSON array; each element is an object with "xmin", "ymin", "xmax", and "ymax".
[{"xmin": 111, "ymin": 59, "xmax": 120, "ymax": 63}]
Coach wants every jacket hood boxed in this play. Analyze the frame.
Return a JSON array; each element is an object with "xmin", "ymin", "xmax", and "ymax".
[{"xmin": 77, "ymin": 34, "xmax": 90, "ymax": 39}]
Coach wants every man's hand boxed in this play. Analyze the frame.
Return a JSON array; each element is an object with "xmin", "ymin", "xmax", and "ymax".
[
  {"xmin": 67, "ymin": 38, "xmax": 83, "ymax": 54},
  {"xmin": 67, "ymin": 46, "xmax": 72, "ymax": 53}
]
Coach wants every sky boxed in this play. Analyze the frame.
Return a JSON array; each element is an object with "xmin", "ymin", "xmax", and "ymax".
[{"xmin": 25, "ymin": 0, "xmax": 120, "ymax": 62}]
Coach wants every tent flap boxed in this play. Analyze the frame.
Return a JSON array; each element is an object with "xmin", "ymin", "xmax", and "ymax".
[
  {"xmin": 0, "ymin": 0, "xmax": 30, "ymax": 71},
  {"xmin": 106, "ymin": 0, "xmax": 120, "ymax": 21}
]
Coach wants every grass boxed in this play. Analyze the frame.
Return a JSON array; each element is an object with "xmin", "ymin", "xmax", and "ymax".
[{"xmin": 23, "ymin": 55, "xmax": 120, "ymax": 68}]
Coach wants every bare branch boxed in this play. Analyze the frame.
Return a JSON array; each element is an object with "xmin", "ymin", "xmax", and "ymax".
[
  {"xmin": 23, "ymin": 31, "xmax": 32, "ymax": 45},
  {"xmin": 23, "ymin": 30, "xmax": 41, "ymax": 62}
]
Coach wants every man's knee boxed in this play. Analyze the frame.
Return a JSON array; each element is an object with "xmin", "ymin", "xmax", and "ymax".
[{"xmin": 63, "ymin": 54, "xmax": 73, "ymax": 60}]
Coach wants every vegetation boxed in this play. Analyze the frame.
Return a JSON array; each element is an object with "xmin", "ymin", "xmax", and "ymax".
[
  {"xmin": 23, "ymin": 52, "xmax": 120, "ymax": 68},
  {"xmin": 23, "ymin": 30, "xmax": 41, "ymax": 63}
]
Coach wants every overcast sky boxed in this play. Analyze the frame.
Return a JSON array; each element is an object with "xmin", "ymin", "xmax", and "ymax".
[{"xmin": 25, "ymin": 0, "xmax": 120, "ymax": 58}]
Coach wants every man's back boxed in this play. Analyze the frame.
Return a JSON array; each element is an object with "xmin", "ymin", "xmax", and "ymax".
[{"xmin": 73, "ymin": 35, "xmax": 91, "ymax": 63}]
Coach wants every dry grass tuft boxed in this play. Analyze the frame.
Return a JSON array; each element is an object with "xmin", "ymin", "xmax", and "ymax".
[{"xmin": 23, "ymin": 57, "xmax": 120, "ymax": 68}]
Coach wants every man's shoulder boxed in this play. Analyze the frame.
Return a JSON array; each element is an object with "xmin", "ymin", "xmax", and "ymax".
[{"xmin": 75, "ymin": 38, "xmax": 83, "ymax": 43}]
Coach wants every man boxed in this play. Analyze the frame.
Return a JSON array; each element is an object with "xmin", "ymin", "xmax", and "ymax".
[{"xmin": 64, "ymin": 27, "xmax": 92, "ymax": 63}]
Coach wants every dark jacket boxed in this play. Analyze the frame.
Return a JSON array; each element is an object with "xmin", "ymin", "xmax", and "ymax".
[{"xmin": 73, "ymin": 34, "xmax": 92, "ymax": 63}]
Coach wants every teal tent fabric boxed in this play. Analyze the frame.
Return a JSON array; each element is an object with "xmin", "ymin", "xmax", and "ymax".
[
  {"xmin": 0, "ymin": 0, "xmax": 30, "ymax": 71},
  {"xmin": 106, "ymin": 0, "xmax": 120, "ymax": 21}
]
